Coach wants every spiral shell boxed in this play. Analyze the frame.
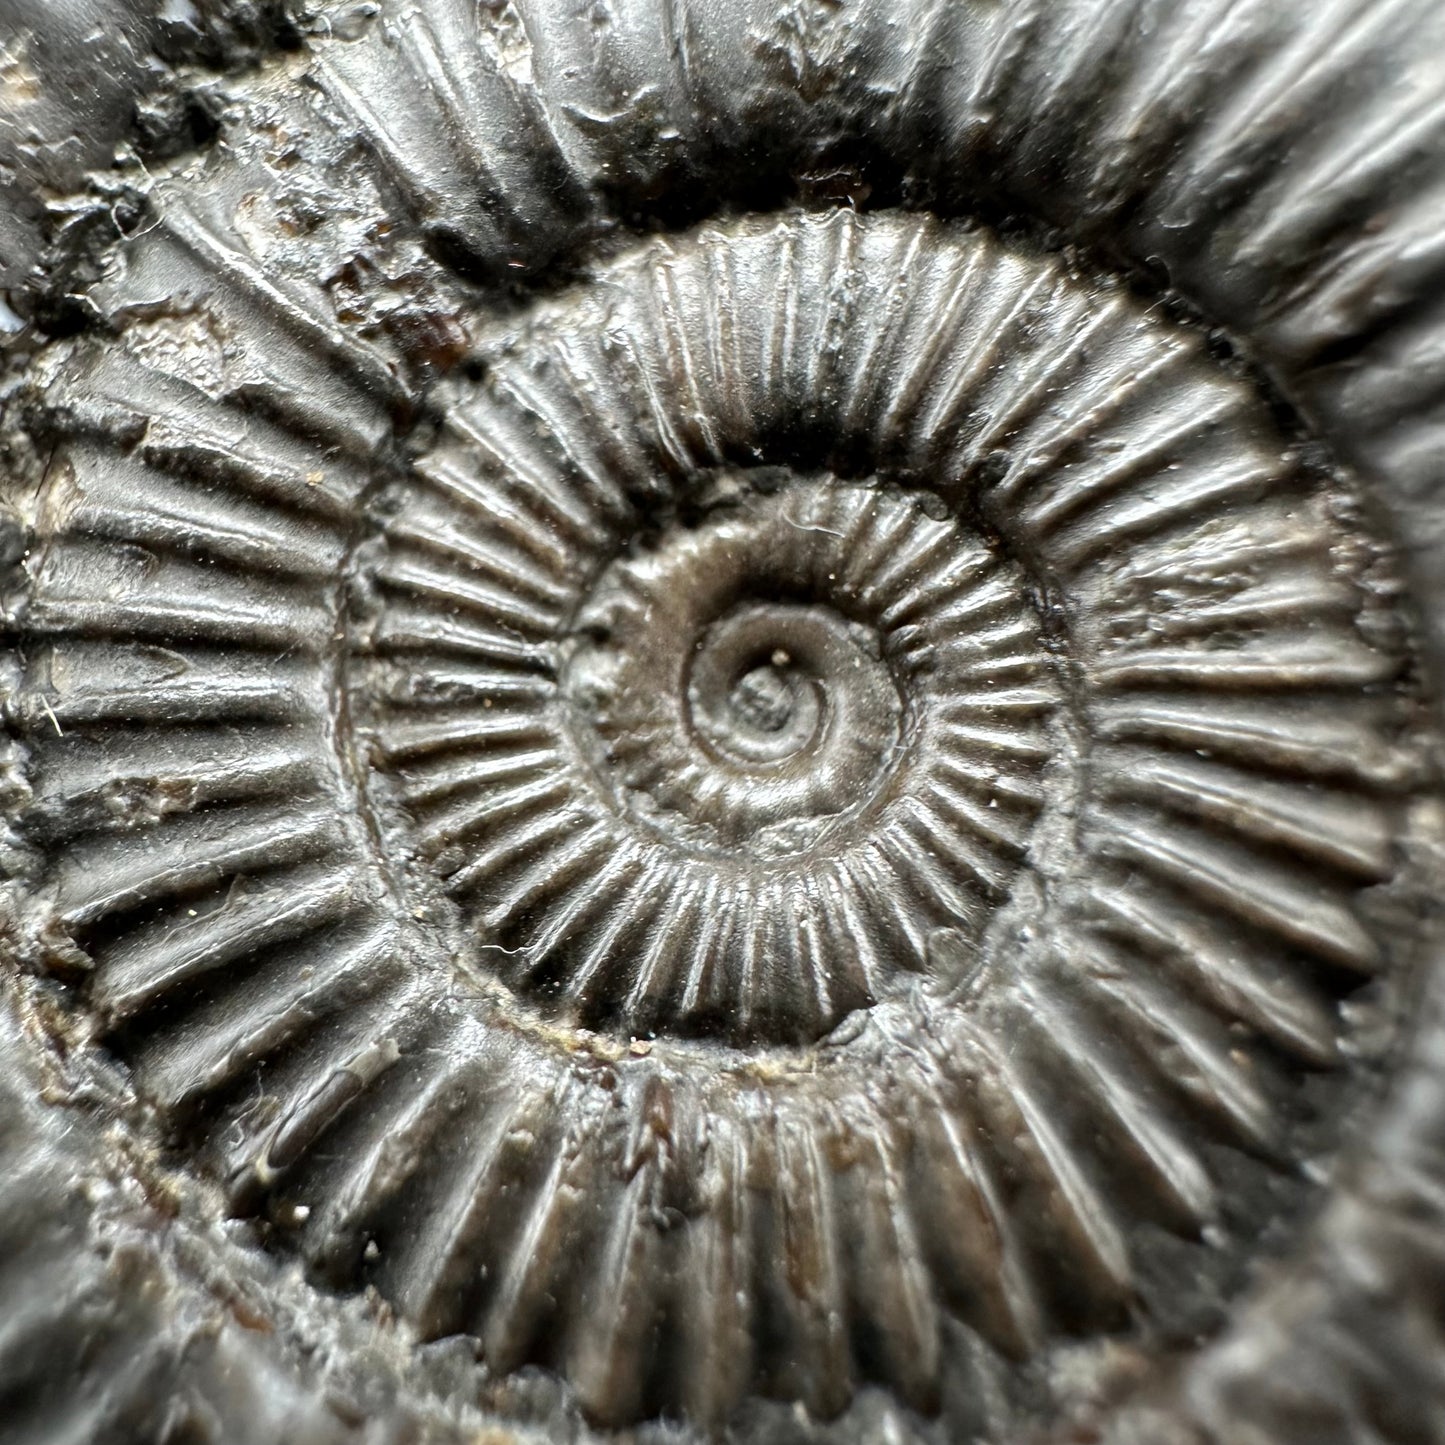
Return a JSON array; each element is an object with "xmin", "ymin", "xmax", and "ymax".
[{"xmin": 4, "ymin": 1, "xmax": 1445, "ymax": 1441}]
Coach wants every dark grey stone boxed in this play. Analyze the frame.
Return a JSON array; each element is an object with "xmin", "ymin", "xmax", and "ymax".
[{"xmin": 2, "ymin": 3, "xmax": 1444, "ymax": 1441}]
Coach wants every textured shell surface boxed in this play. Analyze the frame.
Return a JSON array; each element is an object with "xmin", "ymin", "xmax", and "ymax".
[{"xmin": 3, "ymin": 1, "xmax": 1445, "ymax": 1443}]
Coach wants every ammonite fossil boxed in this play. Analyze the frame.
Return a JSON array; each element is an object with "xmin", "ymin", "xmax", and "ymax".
[{"xmin": 3, "ymin": 1, "xmax": 1445, "ymax": 1441}]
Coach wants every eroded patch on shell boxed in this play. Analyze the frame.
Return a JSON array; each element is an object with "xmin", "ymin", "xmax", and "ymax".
[{"xmin": 12, "ymin": 197, "xmax": 1438, "ymax": 1432}]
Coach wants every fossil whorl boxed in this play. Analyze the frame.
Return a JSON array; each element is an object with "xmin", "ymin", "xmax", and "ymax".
[{"xmin": 3, "ymin": 2, "xmax": 1445, "ymax": 1443}]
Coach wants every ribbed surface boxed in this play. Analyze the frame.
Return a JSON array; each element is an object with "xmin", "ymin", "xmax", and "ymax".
[
  {"xmin": 3, "ymin": 2, "xmax": 1444, "ymax": 1441},
  {"xmin": 12, "ymin": 200, "xmax": 1428, "ymax": 1426}
]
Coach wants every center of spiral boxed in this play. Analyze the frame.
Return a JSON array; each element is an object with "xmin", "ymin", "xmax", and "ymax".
[
  {"xmin": 687, "ymin": 603, "xmax": 858, "ymax": 770},
  {"xmin": 731, "ymin": 662, "xmax": 798, "ymax": 734},
  {"xmin": 566, "ymin": 514, "xmax": 909, "ymax": 857},
  {"xmin": 355, "ymin": 468, "xmax": 1060, "ymax": 1045}
]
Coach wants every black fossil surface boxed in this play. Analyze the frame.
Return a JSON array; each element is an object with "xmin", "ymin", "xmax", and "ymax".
[{"xmin": 2, "ymin": 2, "xmax": 1445, "ymax": 1442}]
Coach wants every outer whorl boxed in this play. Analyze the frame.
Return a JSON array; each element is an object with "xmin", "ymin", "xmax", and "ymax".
[{"xmin": 3, "ymin": 3, "xmax": 1445, "ymax": 1443}]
